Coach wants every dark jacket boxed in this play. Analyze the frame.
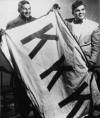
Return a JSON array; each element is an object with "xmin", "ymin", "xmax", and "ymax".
[
  {"xmin": 6, "ymin": 15, "xmax": 36, "ymax": 29},
  {"xmin": 5, "ymin": 15, "xmax": 37, "ymax": 117}
]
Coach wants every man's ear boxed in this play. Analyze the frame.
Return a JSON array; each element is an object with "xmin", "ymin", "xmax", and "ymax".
[
  {"xmin": 18, "ymin": 9, "xmax": 20, "ymax": 13},
  {"xmin": 18, "ymin": 7, "xmax": 21, "ymax": 13},
  {"xmin": 72, "ymin": 10, "xmax": 74, "ymax": 15}
]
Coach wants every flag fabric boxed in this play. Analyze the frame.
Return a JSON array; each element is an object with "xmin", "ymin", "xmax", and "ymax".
[{"xmin": 2, "ymin": 9, "xmax": 100, "ymax": 118}]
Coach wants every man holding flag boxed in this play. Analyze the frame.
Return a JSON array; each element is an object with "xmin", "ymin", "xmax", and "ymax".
[
  {"xmin": 1, "ymin": 1, "xmax": 100, "ymax": 118},
  {"xmin": 66, "ymin": 0, "xmax": 100, "ymax": 67},
  {"xmin": 6, "ymin": 0, "xmax": 36, "ymax": 118},
  {"xmin": 63, "ymin": 0, "xmax": 100, "ymax": 117}
]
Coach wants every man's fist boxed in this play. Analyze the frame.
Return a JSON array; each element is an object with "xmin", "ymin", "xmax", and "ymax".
[
  {"xmin": 53, "ymin": 3, "xmax": 60, "ymax": 10},
  {"xmin": 0, "ymin": 28, "xmax": 5, "ymax": 36}
]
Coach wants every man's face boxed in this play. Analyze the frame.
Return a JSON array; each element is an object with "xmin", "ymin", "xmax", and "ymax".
[
  {"xmin": 20, "ymin": 3, "xmax": 31, "ymax": 18},
  {"xmin": 73, "ymin": 5, "xmax": 86, "ymax": 20}
]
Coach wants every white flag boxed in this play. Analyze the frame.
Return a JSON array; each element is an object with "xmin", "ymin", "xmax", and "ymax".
[{"xmin": 2, "ymin": 9, "xmax": 100, "ymax": 118}]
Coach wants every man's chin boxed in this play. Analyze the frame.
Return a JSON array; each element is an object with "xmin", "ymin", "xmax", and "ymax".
[
  {"xmin": 24, "ymin": 14, "xmax": 31, "ymax": 18},
  {"xmin": 79, "ymin": 16, "xmax": 85, "ymax": 20},
  {"xmin": 25, "ymin": 16, "xmax": 30, "ymax": 18}
]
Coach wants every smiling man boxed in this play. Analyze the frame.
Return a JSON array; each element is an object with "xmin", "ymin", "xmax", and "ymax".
[
  {"xmin": 6, "ymin": 1, "xmax": 36, "ymax": 118},
  {"xmin": 66, "ymin": 0, "xmax": 100, "ymax": 67},
  {"xmin": 72, "ymin": 0, "xmax": 86, "ymax": 23},
  {"xmin": 64, "ymin": 0, "xmax": 100, "ymax": 117},
  {"xmin": 6, "ymin": 0, "xmax": 36, "ymax": 29}
]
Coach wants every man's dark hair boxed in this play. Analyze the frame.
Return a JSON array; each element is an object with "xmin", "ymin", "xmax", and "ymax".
[
  {"xmin": 72, "ymin": 0, "xmax": 84, "ymax": 14},
  {"xmin": 18, "ymin": 0, "xmax": 30, "ymax": 12}
]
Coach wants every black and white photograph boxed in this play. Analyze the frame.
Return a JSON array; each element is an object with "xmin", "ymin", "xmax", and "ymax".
[{"xmin": 0, "ymin": 0, "xmax": 100, "ymax": 118}]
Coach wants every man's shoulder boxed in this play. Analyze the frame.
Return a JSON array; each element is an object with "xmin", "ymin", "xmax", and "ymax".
[
  {"xmin": 6, "ymin": 16, "xmax": 37, "ymax": 29},
  {"xmin": 85, "ymin": 19, "xmax": 99, "ymax": 31},
  {"xmin": 86, "ymin": 19, "xmax": 99, "ymax": 27},
  {"xmin": 31, "ymin": 16, "xmax": 37, "ymax": 21},
  {"xmin": 6, "ymin": 16, "xmax": 22, "ymax": 29}
]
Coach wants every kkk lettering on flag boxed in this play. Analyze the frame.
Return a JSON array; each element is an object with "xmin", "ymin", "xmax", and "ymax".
[{"xmin": 2, "ymin": 9, "xmax": 100, "ymax": 118}]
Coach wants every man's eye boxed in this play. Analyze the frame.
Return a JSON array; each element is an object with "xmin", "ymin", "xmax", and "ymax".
[
  {"xmin": 75, "ymin": 10, "xmax": 80, "ymax": 12},
  {"xmin": 82, "ymin": 9, "xmax": 85, "ymax": 11}
]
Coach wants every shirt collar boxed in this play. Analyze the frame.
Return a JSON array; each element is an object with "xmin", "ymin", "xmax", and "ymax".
[{"xmin": 73, "ymin": 18, "xmax": 86, "ymax": 24}]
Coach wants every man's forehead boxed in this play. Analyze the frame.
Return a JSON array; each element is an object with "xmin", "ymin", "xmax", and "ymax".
[
  {"xmin": 22, "ymin": 3, "xmax": 31, "ymax": 8},
  {"xmin": 75, "ymin": 5, "xmax": 85, "ymax": 10}
]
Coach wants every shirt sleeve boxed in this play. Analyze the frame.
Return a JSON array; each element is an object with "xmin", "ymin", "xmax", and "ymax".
[{"xmin": 90, "ymin": 25, "xmax": 100, "ymax": 64}]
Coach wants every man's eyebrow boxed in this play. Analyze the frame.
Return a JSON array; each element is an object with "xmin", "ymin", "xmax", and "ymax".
[{"xmin": 75, "ymin": 9, "xmax": 80, "ymax": 11}]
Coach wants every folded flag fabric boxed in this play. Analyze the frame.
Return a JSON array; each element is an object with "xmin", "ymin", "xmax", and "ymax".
[{"xmin": 2, "ymin": 9, "xmax": 100, "ymax": 118}]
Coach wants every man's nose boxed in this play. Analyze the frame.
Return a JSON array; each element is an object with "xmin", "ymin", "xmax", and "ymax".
[
  {"xmin": 79, "ymin": 10, "xmax": 83, "ymax": 13},
  {"xmin": 26, "ymin": 9, "xmax": 30, "ymax": 12}
]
